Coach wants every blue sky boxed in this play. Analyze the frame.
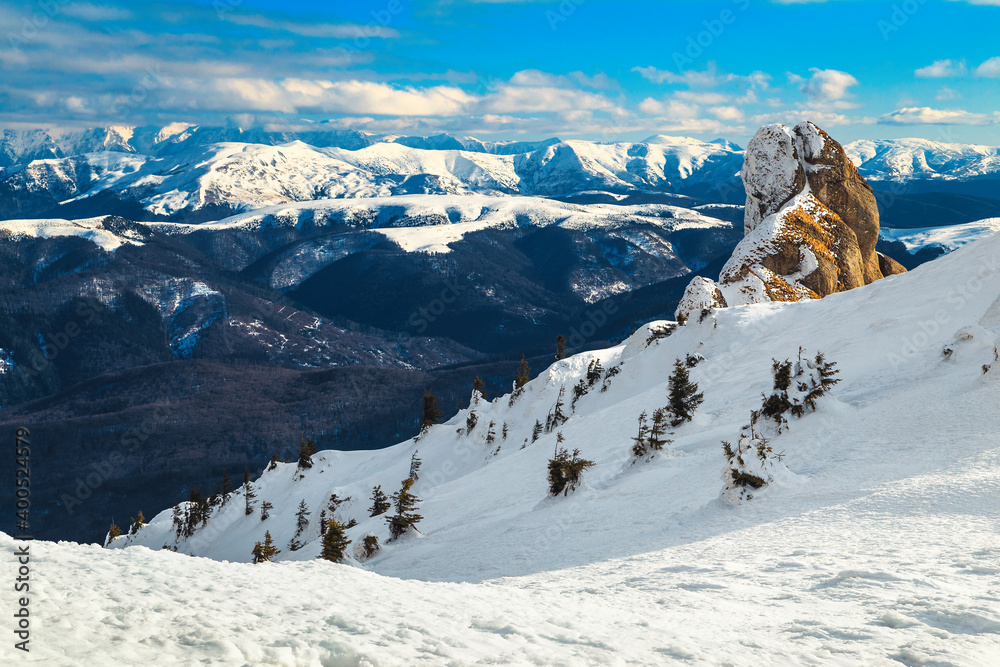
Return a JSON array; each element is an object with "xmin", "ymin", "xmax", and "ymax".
[{"xmin": 1, "ymin": 0, "xmax": 999, "ymax": 144}]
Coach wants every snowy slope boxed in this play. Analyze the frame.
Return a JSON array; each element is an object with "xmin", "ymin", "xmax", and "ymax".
[
  {"xmin": 152, "ymin": 194, "xmax": 730, "ymax": 249},
  {"xmin": 53, "ymin": 229, "xmax": 995, "ymax": 663},
  {"xmin": 116, "ymin": 226, "xmax": 1000, "ymax": 576},
  {"xmin": 0, "ymin": 216, "xmax": 144, "ymax": 251},
  {"xmin": 881, "ymin": 218, "xmax": 1000, "ymax": 253}
]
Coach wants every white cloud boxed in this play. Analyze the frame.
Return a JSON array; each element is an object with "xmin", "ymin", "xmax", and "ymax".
[
  {"xmin": 915, "ymin": 59, "xmax": 967, "ymax": 78},
  {"xmin": 222, "ymin": 13, "xmax": 398, "ymax": 39},
  {"xmin": 62, "ymin": 3, "xmax": 132, "ymax": 21},
  {"xmin": 64, "ymin": 96, "xmax": 88, "ymax": 113},
  {"xmin": 936, "ymin": 87, "xmax": 961, "ymax": 101},
  {"xmin": 204, "ymin": 78, "xmax": 476, "ymax": 116},
  {"xmin": 632, "ymin": 63, "xmax": 738, "ymax": 87},
  {"xmin": 637, "ymin": 98, "xmax": 700, "ymax": 118},
  {"xmin": 480, "ymin": 85, "xmax": 616, "ymax": 114},
  {"xmin": 674, "ymin": 91, "xmax": 731, "ymax": 105},
  {"xmin": 797, "ymin": 68, "xmax": 859, "ymax": 104},
  {"xmin": 749, "ymin": 110, "xmax": 863, "ymax": 127},
  {"xmin": 974, "ymin": 57, "xmax": 1000, "ymax": 77},
  {"xmin": 878, "ymin": 107, "xmax": 997, "ymax": 125},
  {"xmin": 709, "ymin": 106, "xmax": 744, "ymax": 122},
  {"xmin": 508, "ymin": 70, "xmax": 617, "ymax": 91}
]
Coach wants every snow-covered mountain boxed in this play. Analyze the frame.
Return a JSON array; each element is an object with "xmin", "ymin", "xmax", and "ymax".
[
  {"xmin": 0, "ymin": 133, "xmax": 745, "ymax": 219},
  {"xmin": 4, "ymin": 126, "xmax": 1000, "ymax": 222},
  {"xmin": 846, "ymin": 137, "xmax": 1000, "ymax": 182},
  {"xmin": 83, "ymin": 220, "xmax": 1000, "ymax": 663},
  {"xmin": 1, "ymin": 194, "xmax": 736, "ymax": 293},
  {"xmin": 881, "ymin": 217, "xmax": 1000, "ymax": 254}
]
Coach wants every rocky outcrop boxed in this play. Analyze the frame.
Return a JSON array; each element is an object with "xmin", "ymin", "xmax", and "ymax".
[{"xmin": 677, "ymin": 121, "xmax": 905, "ymax": 321}]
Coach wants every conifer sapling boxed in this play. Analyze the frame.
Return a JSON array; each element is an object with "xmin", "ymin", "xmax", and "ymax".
[
  {"xmin": 409, "ymin": 450, "xmax": 422, "ymax": 481},
  {"xmin": 547, "ymin": 433, "xmax": 596, "ymax": 496},
  {"xmin": 297, "ymin": 437, "xmax": 317, "ymax": 470},
  {"xmin": 106, "ymin": 522, "xmax": 122, "ymax": 545},
  {"xmin": 319, "ymin": 518, "xmax": 351, "ymax": 563},
  {"xmin": 667, "ymin": 358, "xmax": 704, "ymax": 426},
  {"xmin": 368, "ymin": 485, "xmax": 390, "ymax": 517},
  {"xmin": 251, "ymin": 530, "xmax": 280, "ymax": 563},
  {"xmin": 387, "ymin": 477, "xmax": 423, "ymax": 540},
  {"xmin": 420, "ymin": 389, "xmax": 444, "ymax": 433}
]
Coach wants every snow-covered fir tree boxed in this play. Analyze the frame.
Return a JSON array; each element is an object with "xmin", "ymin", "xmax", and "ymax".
[{"xmin": 387, "ymin": 477, "xmax": 423, "ymax": 540}]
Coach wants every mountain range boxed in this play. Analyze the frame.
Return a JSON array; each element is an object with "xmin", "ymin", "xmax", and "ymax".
[{"xmin": 4, "ymin": 126, "xmax": 1000, "ymax": 225}]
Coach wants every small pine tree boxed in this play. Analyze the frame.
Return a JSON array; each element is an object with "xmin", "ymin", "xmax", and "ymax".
[
  {"xmin": 267, "ymin": 454, "xmax": 279, "ymax": 471},
  {"xmin": 171, "ymin": 504, "xmax": 184, "ymax": 538},
  {"xmin": 796, "ymin": 351, "xmax": 840, "ymax": 415},
  {"xmin": 647, "ymin": 408, "xmax": 672, "ymax": 452},
  {"xmin": 545, "ymin": 386, "xmax": 568, "ymax": 433},
  {"xmin": 601, "ymin": 364, "xmax": 621, "ymax": 393},
  {"xmin": 502, "ymin": 422, "xmax": 508, "ymax": 440},
  {"xmin": 586, "ymin": 358, "xmax": 603, "ymax": 387},
  {"xmin": 221, "ymin": 471, "xmax": 233, "ymax": 496},
  {"xmin": 667, "ymin": 358, "xmax": 704, "ymax": 426},
  {"xmin": 409, "ymin": 450, "xmax": 422, "ymax": 481},
  {"xmin": 486, "ymin": 420, "xmax": 496, "ymax": 445},
  {"xmin": 319, "ymin": 518, "xmax": 351, "ymax": 563},
  {"xmin": 631, "ymin": 411, "xmax": 649, "ymax": 458},
  {"xmin": 260, "ymin": 500, "xmax": 273, "ymax": 521},
  {"xmin": 294, "ymin": 499, "xmax": 310, "ymax": 537},
  {"xmin": 420, "ymin": 389, "xmax": 444, "ymax": 433},
  {"xmin": 515, "ymin": 355, "xmax": 531, "ymax": 390},
  {"xmin": 387, "ymin": 477, "xmax": 423, "ymax": 540},
  {"xmin": 128, "ymin": 510, "xmax": 146, "ymax": 535},
  {"xmin": 722, "ymin": 411, "xmax": 781, "ymax": 503},
  {"xmin": 571, "ymin": 379, "xmax": 587, "ymax": 410},
  {"xmin": 465, "ymin": 410, "xmax": 479, "ymax": 435},
  {"xmin": 531, "ymin": 420, "xmax": 543, "ymax": 443},
  {"xmin": 763, "ymin": 350, "xmax": 840, "ymax": 423},
  {"xmin": 547, "ymin": 436, "xmax": 595, "ymax": 497},
  {"xmin": 358, "ymin": 534, "xmax": 380, "ymax": 560},
  {"xmin": 472, "ymin": 375, "xmax": 487, "ymax": 403},
  {"xmin": 297, "ymin": 437, "xmax": 317, "ymax": 470},
  {"xmin": 369, "ymin": 485, "xmax": 390, "ymax": 517},
  {"xmin": 185, "ymin": 487, "xmax": 210, "ymax": 536},
  {"xmin": 244, "ymin": 468, "xmax": 257, "ymax": 516},
  {"xmin": 252, "ymin": 531, "xmax": 280, "ymax": 563},
  {"xmin": 106, "ymin": 522, "xmax": 122, "ymax": 545},
  {"xmin": 761, "ymin": 359, "xmax": 794, "ymax": 425},
  {"xmin": 555, "ymin": 335, "xmax": 567, "ymax": 360}
]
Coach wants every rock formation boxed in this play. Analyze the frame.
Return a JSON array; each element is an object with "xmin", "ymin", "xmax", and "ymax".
[{"xmin": 677, "ymin": 121, "xmax": 906, "ymax": 321}]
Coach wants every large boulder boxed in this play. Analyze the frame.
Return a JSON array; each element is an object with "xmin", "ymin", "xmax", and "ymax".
[{"xmin": 676, "ymin": 121, "xmax": 904, "ymax": 321}]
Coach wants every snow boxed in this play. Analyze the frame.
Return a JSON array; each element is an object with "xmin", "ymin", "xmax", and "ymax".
[
  {"xmin": 881, "ymin": 218, "xmax": 1000, "ymax": 253},
  {"xmin": 21, "ymin": 229, "xmax": 985, "ymax": 663},
  {"xmin": 148, "ymin": 194, "xmax": 731, "ymax": 255},
  {"xmin": 137, "ymin": 279, "xmax": 227, "ymax": 356},
  {"xmin": 846, "ymin": 138, "xmax": 1000, "ymax": 181},
  {"xmin": 0, "ymin": 217, "xmax": 141, "ymax": 251},
  {"xmin": 377, "ymin": 218, "xmax": 495, "ymax": 253}
]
